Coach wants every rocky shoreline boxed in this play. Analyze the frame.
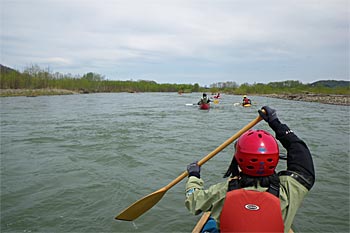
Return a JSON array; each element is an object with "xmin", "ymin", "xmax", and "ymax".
[{"xmin": 260, "ymin": 93, "xmax": 350, "ymax": 106}]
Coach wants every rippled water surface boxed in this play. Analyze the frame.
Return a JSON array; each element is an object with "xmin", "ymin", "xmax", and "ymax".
[{"xmin": 1, "ymin": 93, "xmax": 349, "ymax": 232}]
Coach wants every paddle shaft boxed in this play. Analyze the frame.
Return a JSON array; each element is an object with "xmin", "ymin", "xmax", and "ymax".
[
  {"xmin": 163, "ymin": 113, "xmax": 263, "ymax": 190},
  {"xmin": 115, "ymin": 112, "xmax": 264, "ymax": 221}
]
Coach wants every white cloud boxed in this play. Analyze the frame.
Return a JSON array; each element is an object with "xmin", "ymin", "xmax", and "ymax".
[
  {"xmin": 44, "ymin": 57, "xmax": 72, "ymax": 65},
  {"xmin": 1, "ymin": 0, "xmax": 349, "ymax": 85}
]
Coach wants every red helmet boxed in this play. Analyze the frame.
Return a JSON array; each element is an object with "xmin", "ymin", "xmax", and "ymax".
[{"xmin": 235, "ymin": 130, "xmax": 279, "ymax": 176}]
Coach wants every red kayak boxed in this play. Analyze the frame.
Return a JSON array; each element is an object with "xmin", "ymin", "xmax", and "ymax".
[{"xmin": 199, "ymin": 103, "xmax": 210, "ymax": 110}]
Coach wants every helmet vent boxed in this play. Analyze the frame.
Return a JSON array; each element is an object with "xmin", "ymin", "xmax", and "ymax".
[
  {"xmin": 251, "ymin": 158, "xmax": 258, "ymax": 162},
  {"xmin": 247, "ymin": 166, "xmax": 254, "ymax": 170},
  {"xmin": 258, "ymin": 134, "xmax": 262, "ymax": 138},
  {"xmin": 267, "ymin": 158, "xmax": 273, "ymax": 162}
]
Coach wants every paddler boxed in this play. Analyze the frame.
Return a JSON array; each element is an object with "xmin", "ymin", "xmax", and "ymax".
[
  {"xmin": 242, "ymin": 95, "xmax": 251, "ymax": 105},
  {"xmin": 185, "ymin": 106, "xmax": 315, "ymax": 232},
  {"xmin": 197, "ymin": 93, "xmax": 211, "ymax": 105},
  {"xmin": 213, "ymin": 93, "xmax": 221, "ymax": 99}
]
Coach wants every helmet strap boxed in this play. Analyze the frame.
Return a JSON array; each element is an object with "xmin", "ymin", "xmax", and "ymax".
[
  {"xmin": 227, "ymin": 178, "xmax": 240, "ymax": 191},
  {"xmin": 223, "ymin": 157, "xmax": 239, "ymax": 178}
]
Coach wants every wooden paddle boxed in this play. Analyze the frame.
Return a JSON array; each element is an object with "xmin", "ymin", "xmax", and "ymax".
[
  {"xmin": 115, "ymin": 112, "xmax": 264, "ymax": 221},
  {"xmin": 192, "ymin": 211, "xmax": 211, "ymax": 233}
]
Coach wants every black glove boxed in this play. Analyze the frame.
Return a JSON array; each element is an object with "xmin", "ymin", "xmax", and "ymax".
[
  {"xmin": 259, "ymin": 106, "xmax": 293, "ymax": 141},
  {"xmin": 187, "ymin": 161, "xmax": 200, "ymax": 178},
  {"xmin": 258, "ymin": 106, "xmax": 278, "ymax": 123}
]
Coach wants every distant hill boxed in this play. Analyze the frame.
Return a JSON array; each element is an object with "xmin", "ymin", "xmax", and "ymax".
[
  {"xmin": 309, "ymin": 80, "xmax": 349, "ymax": 88},
  {"xmin": 0, "ymin": 64, "xmax": 20, "ymax": 74}
]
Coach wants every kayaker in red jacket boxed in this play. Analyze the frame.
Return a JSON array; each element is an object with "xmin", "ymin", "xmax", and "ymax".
[
  {"xmin": 185, "ymin": 106, "xmax": 315, "ymax": 232},
  {"xmin": 213, "ymin": 93, "xmax": 221, "ymax": 99},
  {"xmin": 242, "ymin": 95, "xmax": 251, "ymax": 105}
]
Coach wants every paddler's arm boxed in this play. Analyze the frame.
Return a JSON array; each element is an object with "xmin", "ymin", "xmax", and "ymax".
[
  {"xmin": 185, "ymin": 176, "xmax": 228, "ymax": 216},
  {"xmin": 259, "ymin": 106, "xmax": 315, "ymax": 190},
  {"xmin": 271, "ymin": 119, "xmax": 315, "ymax": 190},
  {"xmin": 185, "ymin": 161, "xmax": 227, "ymax": 215}
]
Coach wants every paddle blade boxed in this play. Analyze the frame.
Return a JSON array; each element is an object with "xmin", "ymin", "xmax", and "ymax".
[{"xmin": 115, "ymin": 188, "xmax": 167, "ymax": 221}]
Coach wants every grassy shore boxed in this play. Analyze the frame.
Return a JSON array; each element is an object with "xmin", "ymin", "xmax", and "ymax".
[{"xmin": 0, "ymin": 89, "xmax": 78, "ymax": 97}]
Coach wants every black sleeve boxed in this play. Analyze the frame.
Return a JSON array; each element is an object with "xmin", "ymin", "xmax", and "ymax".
[{"xmin": 269, "ymin": 119, "xmax": 315, "ymax": 189}]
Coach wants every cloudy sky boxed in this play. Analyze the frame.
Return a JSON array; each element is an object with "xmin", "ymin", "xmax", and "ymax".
[{"xmin": 1, "ymin": 0, "xmax": 349, "ymax": 86}]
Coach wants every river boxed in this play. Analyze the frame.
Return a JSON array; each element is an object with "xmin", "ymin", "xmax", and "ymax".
[{"xmin": 1, "ymin": 93, "xmax": 349, "ymax": 232}]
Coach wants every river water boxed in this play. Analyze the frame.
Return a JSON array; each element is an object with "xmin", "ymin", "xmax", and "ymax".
[{"xmin": 1, "ymin": 93, "xmax": 349, "ymax": 232}]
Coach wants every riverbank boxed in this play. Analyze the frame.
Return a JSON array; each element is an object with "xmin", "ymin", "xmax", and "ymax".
[
  {"xmin": 0, "ymin": 89, "xmax": 79, "ymax": 97},
  {"xmin": 260, "ymin": 93, "xmax": 350, "ymax": 106},
  {"xmin": 1, "ymin": 89, "xmax": 349, "ymax": 106}
]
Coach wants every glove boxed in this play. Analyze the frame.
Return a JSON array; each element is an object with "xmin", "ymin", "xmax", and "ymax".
[
  {"xmin": 187, "ymin": 161, "xmax": 200, "ymax": 178},
  {"xmin": 259, "ymin": 106, "xmax": 293, "ymax": 140},
  {"xmin": 258, "ymin": 106, "xmax": 278, "ymax": 123}
]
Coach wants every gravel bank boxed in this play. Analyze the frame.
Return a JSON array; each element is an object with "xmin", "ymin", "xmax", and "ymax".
[{"xmin": 261, "ymin": 94, "xmax": 350, "ymax": 106}]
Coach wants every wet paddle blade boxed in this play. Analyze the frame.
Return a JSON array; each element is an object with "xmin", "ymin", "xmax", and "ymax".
[{"xmin": 115, "ymin": 188, "xmax": 167, "ymax": 221}]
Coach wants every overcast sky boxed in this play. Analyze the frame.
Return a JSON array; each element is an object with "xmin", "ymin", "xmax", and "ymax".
[{"xmin": 1, "ymin": 0, "xmax": 349, "ymax": 86}]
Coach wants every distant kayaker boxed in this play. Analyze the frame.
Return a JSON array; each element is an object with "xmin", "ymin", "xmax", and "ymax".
[
  {"xmin": 197, "ymin": 93, "xmax": 211, "ymax": 105},
  {"xmin": 213, "ymin": 93, "xmax": 221, "ymax": 99},
  {"xmin": 242, "ymin": 95, "xmax": 251, "ymax": 105},
  {"xmin": 185, "ymin": 106, "xmax": 315, "ymax": 232}
]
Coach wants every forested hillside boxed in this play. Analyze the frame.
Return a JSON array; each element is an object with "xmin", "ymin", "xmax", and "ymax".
[{"xmin": 309, "ymin": 80, "xmax": 349, "ymax": 88}]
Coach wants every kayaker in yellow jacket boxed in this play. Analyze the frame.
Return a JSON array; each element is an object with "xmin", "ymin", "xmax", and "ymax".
[{"xmin": 185, "ymin": 106, "xmax": 315, "ymax": 232}]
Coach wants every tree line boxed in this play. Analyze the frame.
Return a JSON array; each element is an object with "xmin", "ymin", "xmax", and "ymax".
[
  {"xmin": 0, "ymin": 65, "xmax": 199, "ymax": 93},
  {"xmin": 211, "ymin": 80, "xmax": 349, "ymax": 95},
  {"xmin": 1, "ymin": 64, "xmax": 349, "ymax": 95}
]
